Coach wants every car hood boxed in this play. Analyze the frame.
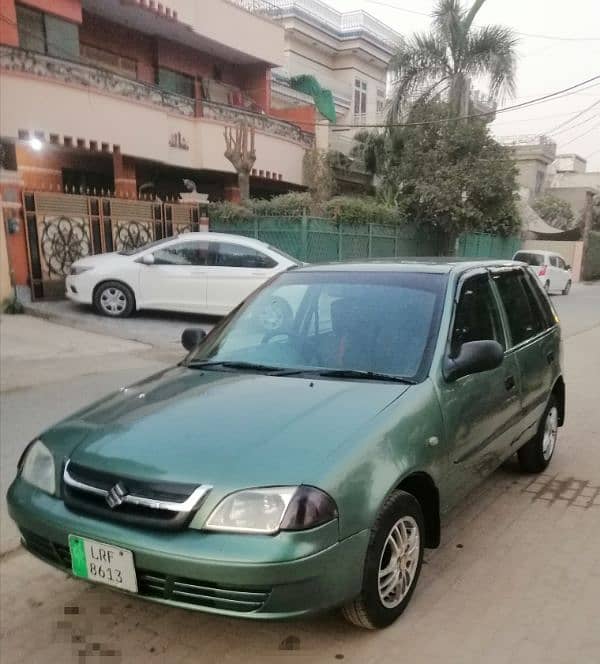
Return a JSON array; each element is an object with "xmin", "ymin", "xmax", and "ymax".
[
  {"xmin": 73, "ymin": 252, "xmax": 131, "ymax": 268},
  {"xmin": 45, "ymin": 366, "xmax": 409, "ymax": 488}
]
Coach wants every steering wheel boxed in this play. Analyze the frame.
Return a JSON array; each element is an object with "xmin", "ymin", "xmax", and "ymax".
[{"xmin": 261, "ymin": 330, "xmax": 324, "ymax": 365}]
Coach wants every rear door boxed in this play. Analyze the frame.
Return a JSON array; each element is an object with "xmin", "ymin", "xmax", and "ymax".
[
  {"xmin": 438, "ymin": 271, "xmax": 522, "ymax": 502},
  {"xmin": 138, "ymin": 240, "xmax": 208, "ymax": 312},
  {"xmin": 554, "ymin": 255, "xmax": 570, "ymax": 290},
  {"xmin": 203, "ymin": 241, "xmax": 281, "ymax": 315},
  {"xmin": 491, "ymin": 267, "xmax": 558, "ymax": 442}
]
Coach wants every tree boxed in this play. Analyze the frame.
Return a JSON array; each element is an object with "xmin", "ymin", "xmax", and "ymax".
[
  {"xmin": 388, "ymin": 0, "xmax": 517, "ymax": 120},
  {"xmin": 224, "ymin": 121, "xmax": 256, "ymax": 201},
  {"xmin": 302, "ymin": 147, "xmax": 335, "ymax": 215},
  {"xmin": 532, "ymin": 194, "xmax": 575, "ymax": 230},
  {"xmin": 355, "ymin": 103, "xmax": 520, "ymax": 240}
]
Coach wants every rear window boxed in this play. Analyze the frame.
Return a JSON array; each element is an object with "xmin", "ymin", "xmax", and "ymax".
[
  {"xmin": 493, "ymin": 269, "xmax": 546, "ymax": 346},
  {"xmin": 514, "ymin": 252, "xmax": 544, "ymax": 267}
]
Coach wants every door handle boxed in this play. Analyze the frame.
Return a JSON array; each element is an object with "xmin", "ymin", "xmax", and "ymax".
[
  {"xmin": 504, "ymin": 375, "xmax": 516, "ymax": 391},
  {"xmin": 546, "ymin": 351, "xmax": 555, "ymax": 364}
]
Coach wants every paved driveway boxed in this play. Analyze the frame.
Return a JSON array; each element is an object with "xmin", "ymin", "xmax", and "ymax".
[{"xmin": 1, "ymin": 284, "xmax": 599, "ymax": 664}]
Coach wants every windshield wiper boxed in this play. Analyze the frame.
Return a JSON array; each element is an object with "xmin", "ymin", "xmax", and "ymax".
[
  {"xmin": 187, "ymin": 360, "xmax": 300, "ymax": 375},
  {"xmin": 313, "ymin": 369, "xmax": 416, "ymax": 384}
]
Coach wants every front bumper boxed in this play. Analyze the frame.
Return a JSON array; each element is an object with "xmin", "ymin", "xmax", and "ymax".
[
  {"xmin": 7, "ymin": 479, "xmax": 368, "ymax": 619},
  {"xmin": 65, "ymin": 275, "xmax": 93, "ymax": 304}
]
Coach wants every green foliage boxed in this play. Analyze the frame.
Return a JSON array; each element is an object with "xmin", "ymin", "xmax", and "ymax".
[
  {"xmin": 324, "ymin": 196, "xmax": 403, "ymax": 225},
  {"xmin": 209, "ymin": 200, "xmax": 252, "ymax": 221},
  {"xmin": 532, "ymin": 194, "xmax": 575, "ymax": 230},
  {"xmin": 370, "ymin": 102, "xmax": 520, "ymax": 236},
  {"xmin": 249, "ymin": 192, "xmax": 312, "ymax": 216},
  {"xmin": 2, "ymin": 291, "xmax": 24, "ymax": 314},
  {"xmin": 350, "ymin": 130, "xmax": 387, "ymax": 175}
]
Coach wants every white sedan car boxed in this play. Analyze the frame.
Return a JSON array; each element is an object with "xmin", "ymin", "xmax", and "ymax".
[
  {"xmin": 513, "ymin": 249, "xmax": 572, "ymax": 295},
  {"xmin": 66, "ymin": 232, "xmax": 299, "ymax": 317}
]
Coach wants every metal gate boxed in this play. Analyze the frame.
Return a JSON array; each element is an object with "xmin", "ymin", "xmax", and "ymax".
[{"xmin": 23, "ymin": 192, "xmax": 205, "ymax": 299}]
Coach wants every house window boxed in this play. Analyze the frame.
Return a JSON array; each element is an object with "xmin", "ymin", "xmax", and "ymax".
[
  {"xmin": 354, "ymin": 78, "xmax": 367, "ymax": 123},
  {"xmin": 16, "ymin": 4, "xmax": 79, "ymax": 59},
  {"xmin": 535, "ymin": 170, "xmax": 544, "ymax": 194},
  {"xmin": 80, "ymin": 44, "xmax": 137, "ymax": 78},
  {"xmin": 158, "ymin": 67, "xmax": 195, "ymax": 98},
  {"xmin": 376, "ymin": 88, "xmax": 385, "ymax": 115}
]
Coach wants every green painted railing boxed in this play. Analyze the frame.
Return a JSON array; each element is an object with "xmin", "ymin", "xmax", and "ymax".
[
  {"xmin": 455, "ymin": 233, "xmax": 521, "ymax": 259},
  {"xmin": 210, "ymin": 216, "xmax": 446, "ymax": 262}
]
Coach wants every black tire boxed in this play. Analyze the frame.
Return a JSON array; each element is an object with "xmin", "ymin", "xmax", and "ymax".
[
  {"xmin": 342, "ymin": 491, "xmax": 424, "ymax": 629},
  {"xmin": 562, "ymin": 280, "xmax": 571, "ymax": 295},
  {"xmin": 518, "ymin": 395, "xmax": 559, "ymax": 473},
  {"xmin": 93, "ymin": 281, "xmax": 135, "ymax": 318}
]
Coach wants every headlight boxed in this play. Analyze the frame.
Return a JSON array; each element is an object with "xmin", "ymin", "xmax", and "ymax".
[
  {"xmin": 201, "ymin": 485, "xmax": 337, "ymax": 534},
  {"xmin": 19, "ymin": 440, "xmax": 56, "ymax": 495},
  {"xmin": 70, "ymin": 265, "xmax": 93, "ymax": 276}
]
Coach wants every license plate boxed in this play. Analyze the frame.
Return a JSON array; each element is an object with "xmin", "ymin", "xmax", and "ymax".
[{"xmin": 69, "ymin": 535, "xmax": 138, "ymax": 593}]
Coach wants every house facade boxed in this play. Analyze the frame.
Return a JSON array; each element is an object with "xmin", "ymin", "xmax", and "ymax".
[
  {"xmin": 266, "ymin": 0, "xmax": 400, "ymax": 154},
  {"xmin": 0, "ymin": 0, "xmax": 326, "ymax": 296}
]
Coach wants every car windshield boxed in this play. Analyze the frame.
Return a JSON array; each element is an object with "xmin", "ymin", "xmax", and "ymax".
[
  {"xmin": 185, "ymin": 270, "xmax": 447, "ymax": 383},
  {"xmin": 118, "ymin": 237, "xmax": 175, "ymax": 256}
]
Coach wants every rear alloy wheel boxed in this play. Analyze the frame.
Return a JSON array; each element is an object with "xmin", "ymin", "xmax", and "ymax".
[
  {"xmin": 94, "ymin": 281, "xmax": 135, "ymax": 318},
  {"xmin": 342, "ymin": 491, "xmax": 424, "ymax": 629},
  {"xmin": 518, "ymin": 395, "xmax": 559, "ymax": 473},
  {"xmin": 562, "ymin": 280, "xmax": 571, "ymax": 295}
]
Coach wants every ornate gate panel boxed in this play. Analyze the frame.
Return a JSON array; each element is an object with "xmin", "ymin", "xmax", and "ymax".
[
  {"xmin": 101, "ymin": 199, "xmax": 163, "ymax": 253},
  {"xmin": 23, "ymin": 192, "xmax": 100, "ymax": 299},
  {"xmin": 164, "ymin": 202, "xmax": 202, "ymax": 236}
]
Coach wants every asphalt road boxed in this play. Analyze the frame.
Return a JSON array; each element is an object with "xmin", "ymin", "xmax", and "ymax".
[{"xmin": 1, "ymin": 282, "xmax": 599, "ymax": 663}]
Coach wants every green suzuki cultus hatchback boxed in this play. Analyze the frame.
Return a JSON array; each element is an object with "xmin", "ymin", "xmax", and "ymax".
[{"xmin": 8, "ymin": 260, "xmax": 564, "ymax": 628}]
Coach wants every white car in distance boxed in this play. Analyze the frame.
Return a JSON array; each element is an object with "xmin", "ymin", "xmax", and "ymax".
[
  {"xmin": 66, "ymin": 232, "xmax": 300, "ymax": 318},
  {"xmin": 513, "ymin": 249, "xmax": 572, "ymax": 295}
]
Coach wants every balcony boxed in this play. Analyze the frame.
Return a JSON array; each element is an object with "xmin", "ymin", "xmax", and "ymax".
[
  {"xmin": 231, "ymin": 0, "xmax": 400, "ymax": 52},
  {"xmin": 0, "ymin": 46, "xmax": 313, "ymax": 149},
  {"xmin": 0, "ymin": 46, "xmax": 313, "ymax": 185}
]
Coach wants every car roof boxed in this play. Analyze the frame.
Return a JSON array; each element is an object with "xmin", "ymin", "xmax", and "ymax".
[
  {"xmin": 296, "ymin": 258, "xmax": 522, "ymax": 275},
  {"xmin": 176, "ymin": 231, "xmax": 270, "ymax": 249},
  {"xmin": 514, "ymin": 249, "xmax": 559, "ymax": 257}
]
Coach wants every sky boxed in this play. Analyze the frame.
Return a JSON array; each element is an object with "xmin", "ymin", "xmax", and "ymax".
[{"xmin": 326, "ymin": 0, "xmax": 600, "ymax": 171}]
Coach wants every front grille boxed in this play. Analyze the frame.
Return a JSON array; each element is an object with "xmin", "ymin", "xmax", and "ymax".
[
  {"xmin": 63, "ymin": 461, "xmax": 209, "ymax": 531},
  {"xmin": 20, "ymin": 530, "xmax": 270, "ymax": 614},
  {"xmin": 137, "ymin": 571, "xmax": 270, "ymax": 613}
]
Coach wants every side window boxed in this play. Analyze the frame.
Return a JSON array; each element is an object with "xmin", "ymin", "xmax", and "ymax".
[
  {"xmin": 210, "ymin": 243, "xmax": 277, "ymax": 268},
  {"xmin": 493, "ymin": 270, "xmax": 545, "ymax": 345},
  {"xmin": 153, "ymin": 241, "xmax": 208, "ymax": 266},
  {"xmin": 450, "ymin": 274, "xmax": 505, "ymax": 357},
  {"xmin": 523, "ymin": 269, "xmax": 557, "ymax": 329},
  {"xmin": 549, "ymin": 255, "xmax": 558, "ymax": 267},
  {"xmin": 556, "ymin": 257, "xmax": 566, "ymax": 270}
]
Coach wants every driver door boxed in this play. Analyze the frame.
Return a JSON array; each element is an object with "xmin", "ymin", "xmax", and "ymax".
[
  {"xmin": 437, "ymin": 272, "xmax": 522, "ymax": 507},
  {"xmin": 138, "ymin": 240, "xmax": 208, "ymax": 312}
]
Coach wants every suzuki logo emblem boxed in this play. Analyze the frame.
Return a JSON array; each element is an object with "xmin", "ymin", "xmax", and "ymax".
[{"xmin": 106, "ymin": 482, "xmax": 127, "ymax": 508}]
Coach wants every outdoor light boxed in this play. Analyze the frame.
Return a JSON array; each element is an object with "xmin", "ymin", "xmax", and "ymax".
[{"xmin": 29, "ymin": 137, "xmax": 43, "ymax": 151}]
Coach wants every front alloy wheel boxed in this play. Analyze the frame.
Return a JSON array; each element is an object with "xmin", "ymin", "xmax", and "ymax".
[
  {"xmin": 94, "ymin": 281, "xmax": 135, "ymax": 318},
  {"xmin": 342, "ymin": 491, "xmax": 424, "ymax": 629}
]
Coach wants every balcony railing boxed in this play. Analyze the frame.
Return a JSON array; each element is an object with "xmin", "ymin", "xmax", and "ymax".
[
  {"xmin": 203, "ymin": 101, "xmax": 314, "ymax": 148},
  {"xmin": 0, "ymin": 46, "xmax": 195, "ymax": 117},
  {"xmin": 228, "ymin": 0, "xmax": 399, "ymax": 50},
  {"xmin": 1, "ymin": 46, "xmax": 314, "ymax": 148}
]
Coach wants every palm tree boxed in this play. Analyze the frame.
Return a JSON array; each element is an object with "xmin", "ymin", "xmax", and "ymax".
[{"xmin": 388, "ymin": 0, "xmax": 517, "ymax": 120}]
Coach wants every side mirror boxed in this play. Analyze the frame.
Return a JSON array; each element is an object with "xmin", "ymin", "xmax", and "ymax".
[
  {"xmin": 444, "ymin": 340, "xmax": 504, "ymax": 382},
  {"xmin": 181, "ymin": 327, "xmax": 207, "ymax": 352},
  {"xmin": 139, "ymin": 254, "xmax": 155, "ymax": 266}
]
